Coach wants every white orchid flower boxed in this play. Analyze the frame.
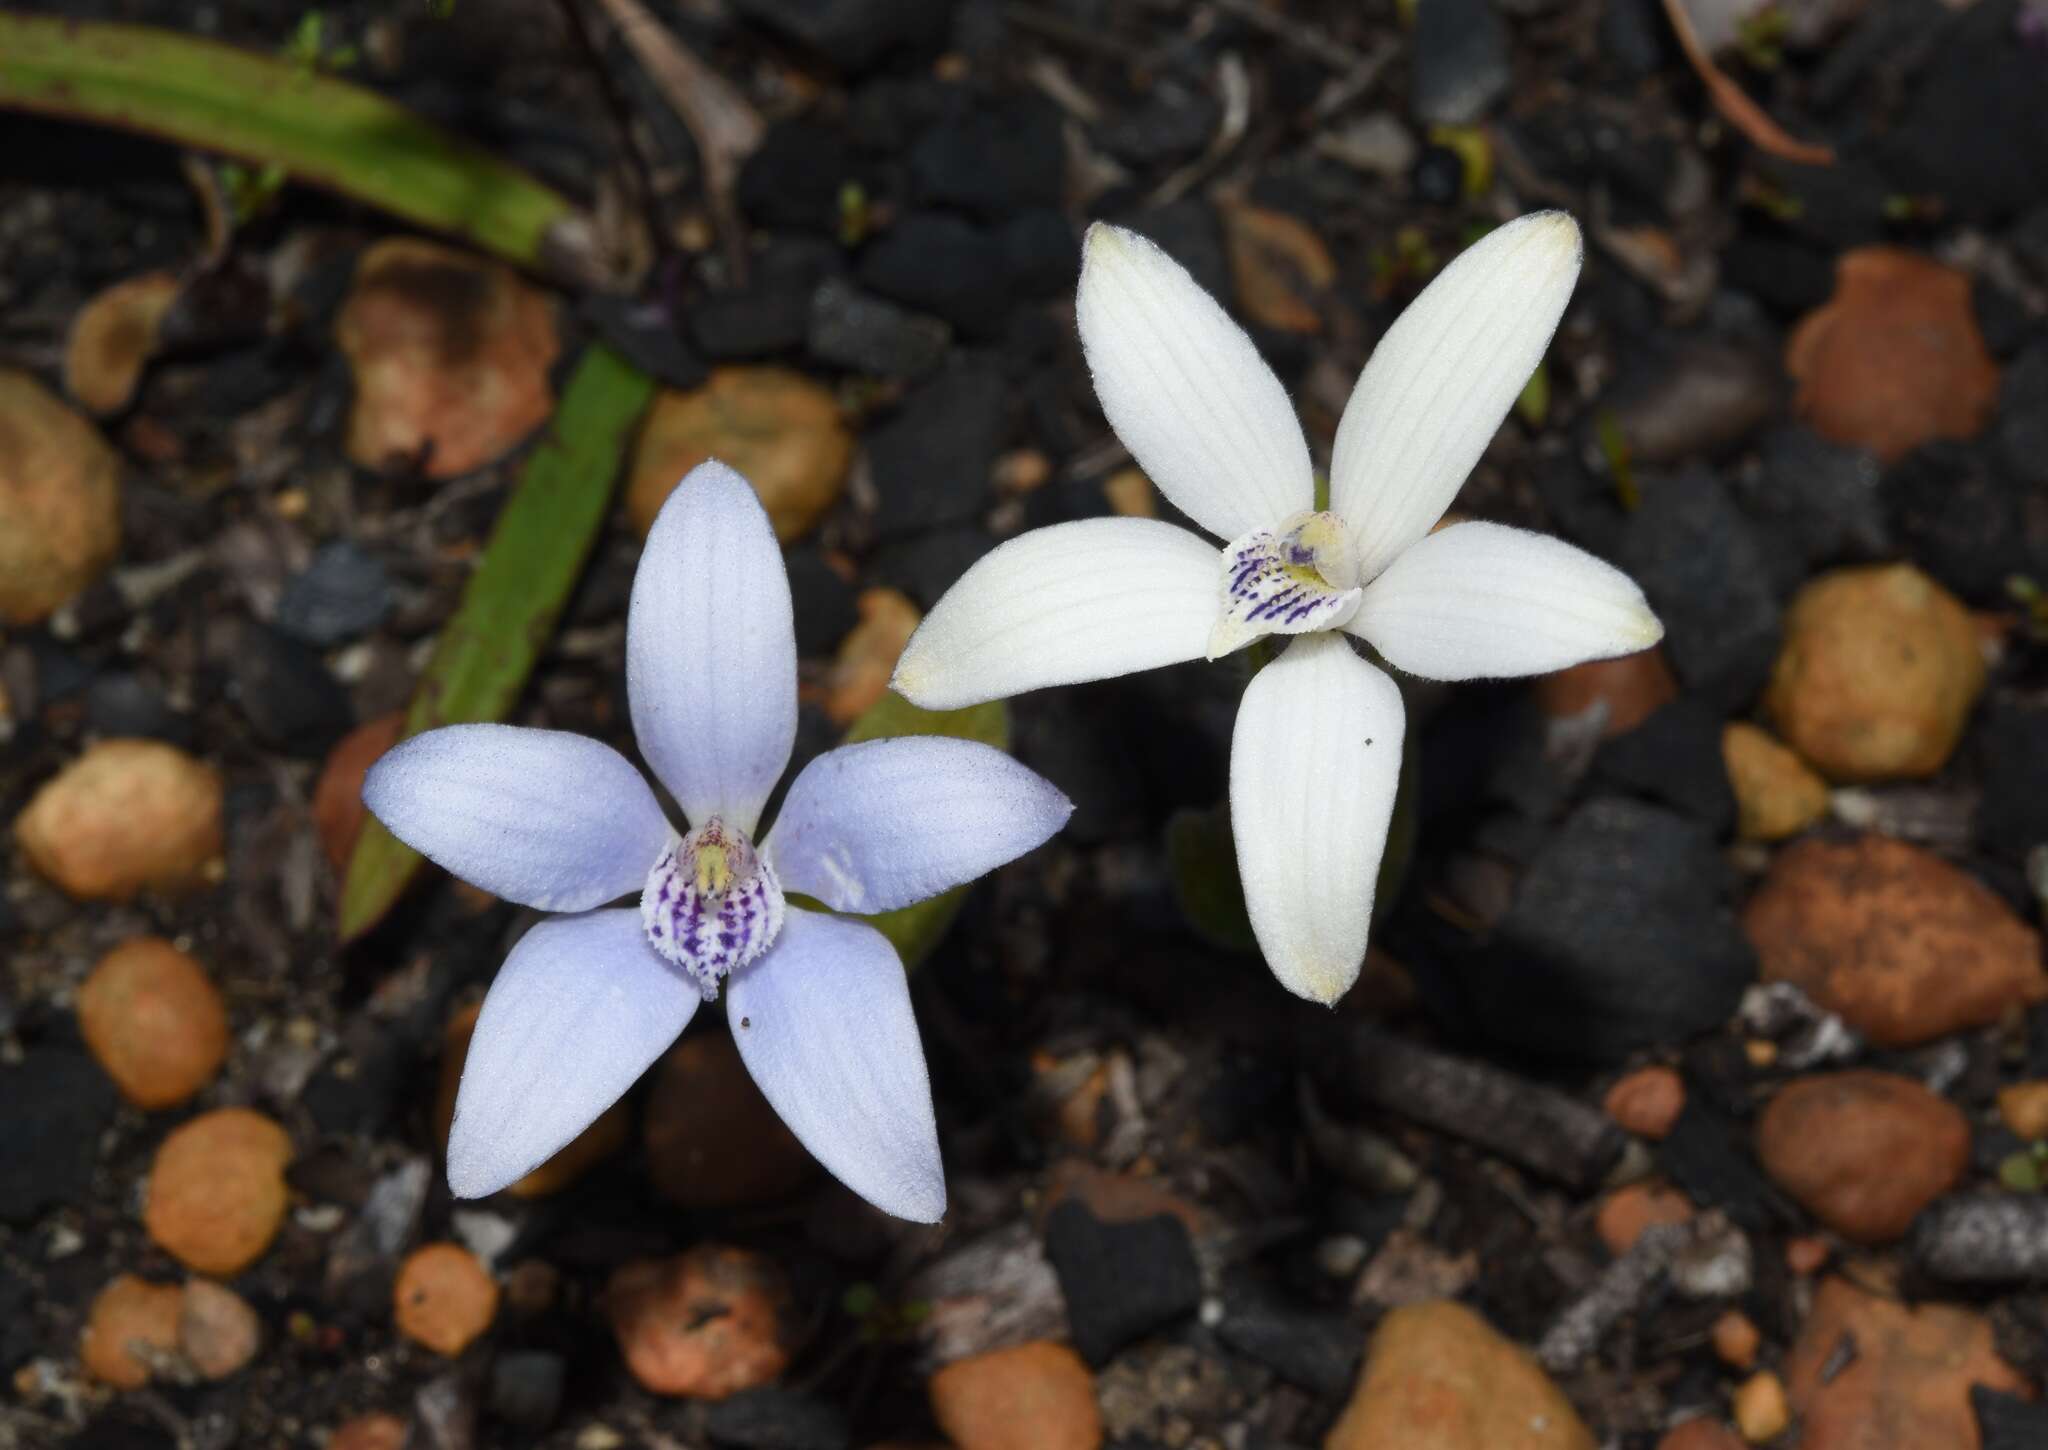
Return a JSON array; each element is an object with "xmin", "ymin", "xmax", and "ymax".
[
  {"xmin": 362, "ymin": 461, "xmax": 1072, "ymax": 1221},
  {"xmin": 893, "ymin": 212, "xmax": 1661, "ymax": 1007}
]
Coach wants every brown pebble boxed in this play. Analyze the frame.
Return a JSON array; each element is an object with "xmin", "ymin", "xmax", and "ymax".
[
  {"xmin": 1102, "ymin": 466, "xmax": 1156, "ymax": 518},
  {"xmin": 502, "ymin": 1259, "xmax": 559, "ymax": 1318},
  {"xmin": 1722, "ymin": 722, "xmax": 1830, "ymax": 841},
  {"xmin": 627, "ymin": 368, "xmax": 852, "ymax": 542},
  {"xmin": 609, "ymin": 1245, "xmax": 794, "ymax": 1398},
  {"xmin": 66, "ymin": 270, "xmax": 181, "ymax": 416},
  {"xmin": 1786, "ymin": 248, "xmax": 2000, "ymax": 464},
  {"xmin": 394, "ymin": 1243, "xmax": 499, "ymax": 1356},
  {"xmin": 823, "ymin": 588, "xmax": 923, "ymax": 724},
  {"xmin": 992, "ymin": 449, "xmax": 1052, "ymax": 495},
  {"xmin": 326, "ymin": 1412, "xmax": 409, "ymax": 1450},
  {"xmin": 1534, "ymin": 648, "xmax": 1678, "ymax": 740},
  {"xmin": 1997, "ymin": 1081, "xmax": 2048, "ymax": 1142},
  {"xmin": 434, "ymin": 1001, "xmax": 628, "ymax": 1197},
  {"xmin": 1043, "ymin": 1159, "xmax": 1206, "ymax": 1237},
  {"xmin": 1603, "ymin": 1066, "xmax": 1686, "ymax": 1140},
  {"xmin": 178, "ymin": 1279, "xmax": 262, "ymax": 1379},
  {"xmin": 1595, "ymin": 1181, "xmax": 1695, "ymax": 1256},
  {"xmin": 1785, "ymin": 1275, "xmax": 2029, "ymax": 1450},
  {"xmin": 313, "ymin": 713, "xmax": 406, "ymax": 871},
  {"xmin": 1711, "ymin": 1310, "xmax": 1762, "ymax": 1371},
  {"xmin": 1784, "ymin": 1236, "xmax": 1832, "ymax": 1276},
  {"xmin": 1325, "ymin": 1299, "xmax": 1595, "ymax": 1450},
  {"xmin": 80, "ymin": 1275, "xmax": 182, "ymax": 1388},
  {"xmin": 928, "ymin": 1341, "xmax": 1104, "ymax": 1450},
  {"xmin": 1743, "ymin": 833, "xmax": 2046, "ymax": 1047},
  {"xmin": 1658, "ymin": 1420, "xmax": 1747, "ymax": 1450},
  {"xmin": 644, "ymin": 1032, "xmax": 810, "ymax": 1209},
  {"xmin": 0, "ymin": 367, "xmax": 123, "ymax": 624},
  {"xmin": 1763, "ymin": 564, "xmax": 1984, "ymax": 782},
  {"xmin": 336, "ymin": 238, "xmax": 559, "ymax": 479},
  {"xmin": 77, "ymin": 937, "xmax": 229, "ymax": 1109},
  {"xmin": 1756, "ymin": 1070, "xmax": 1968, "ymax": 1244},
  {"xmin": 143, "ymin": 1107, "xmax": 293, "ymax": 1275},
  {"xmin": 14, "ymin": 739, "xmax": 223, "ymax": 900},
  {"xmin": 1732, "ymin": 1371, "xmax": 1789, "ymax": 1443}
]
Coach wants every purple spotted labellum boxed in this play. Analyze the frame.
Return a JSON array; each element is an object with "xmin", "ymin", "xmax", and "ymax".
[{"xmin": 362, "ymin": 461, "xmax": 1071, "ymax": 1221}]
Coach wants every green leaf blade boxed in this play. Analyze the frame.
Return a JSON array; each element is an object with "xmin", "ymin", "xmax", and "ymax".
[
  {"xmin": 0, "ymin": 15, "xmax": 600, "ymax": 281},
  {"xmin": 339, "ymin": 344, "xmax": 655, "ymax": 939}
]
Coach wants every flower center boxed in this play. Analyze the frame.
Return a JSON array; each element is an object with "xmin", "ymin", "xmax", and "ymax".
[
  {"xmin": 1209, "ymin": 510, "xmax": 1364, "ymax": 659},
  {"xmin": 641, "ymin": 816, "xmax": 786, "ymax": 999}
]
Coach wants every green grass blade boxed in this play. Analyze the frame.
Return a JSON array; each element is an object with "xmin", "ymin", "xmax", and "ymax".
[
  {"xmin": 339, "ymin": 344, "xmax": 655, "ymax": 939},
  {"xmin": 841, "ymin": 691, "xmax": 1011, "ymax": 969},
  {"xmin": 0, "ymin": 15, "xmax": 603, "ymax": 282}
]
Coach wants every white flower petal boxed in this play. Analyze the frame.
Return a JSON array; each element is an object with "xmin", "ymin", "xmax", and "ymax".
[
  {"xmin": 764, "ymin": 737, "xmax": 1072, "ymax": 914},
  {"xmin": 1078, "ymin": 223, "xmax": 1313, "ymax": 541},
  {"xmin": 1348, "ymin": 521, "xmax": 1664, "ymax": 681},
  {"xmin": 891, "ymin": 517, "xmax": 1221, "ymax": 710},
  {"xmin": 448, "ymin": 909, "xmax": 697, "ymax": 1197},
  {"xmin": 628, "ymin": 459, "xmax": 797, "ymax": 836},
  {"xmin": 362, "ymin": 724, "xmax": 671, "ymax": 912},
  {"xmin": 1330, "ymin": 212, "xmax": 1583, "ymax": 582},
  {"xmin": 728, "ymin": 908, "xmax": 944, "ymax": 1222},
  {"xmin": 1230, "ymin": 634, "xmax": 1404, "ymax": 1006}
]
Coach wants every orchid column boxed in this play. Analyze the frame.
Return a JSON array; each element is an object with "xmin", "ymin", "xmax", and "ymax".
[
  {"xmin": 363, "ymin": 461, "xmax": 1072, "ymax": 1221},
  {"xmin": 893, "ymin": 212, "xmax": 1663, "ymax": 1006}
]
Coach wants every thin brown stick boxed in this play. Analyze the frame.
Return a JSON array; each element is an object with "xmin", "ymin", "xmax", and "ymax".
[
  {"xmin": 586, "ymin": 0, "xmax": 765, "ymax": 278},
  {"xmin": 1659, "ymin": 0, "xmax": 1835, "ymax": 166}
]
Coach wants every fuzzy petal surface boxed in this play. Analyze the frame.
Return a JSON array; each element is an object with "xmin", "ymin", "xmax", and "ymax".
[
  {"xmin": 1331, "ymin": 212, "xmax": 1583, "ymax": 582},
  {"xmin": 764, "ymin": 737, "xmax": 1072, "ymax": 913},
  {"xmin": 1230, "ymin": 634, "xmax": 1404, "ymax": 1006},
  {"xmin": 728, "ymin": 908, "xmax": 944, "ymax": 1222},
  {"xmin": 448, "ymin": 909, "xmax": 697, "ymax": 1197},
  {"xmin": 891, "ymin": 517, "xmax": 1219, "ymax": 710},
  {"xmin": 1347, "ymin": 521, "xmax": 1664, "ymax": 681},
  {"xmin": 1078, "ymin": 223, "xmax": 1312, "ymax": 540},
  {"xmin": 628, "ymin": 459, "xmax": 797, "ymax": 836},
  {"xmin": 362, "ymin": 724, "xmax": 672, "ymax": 912}
]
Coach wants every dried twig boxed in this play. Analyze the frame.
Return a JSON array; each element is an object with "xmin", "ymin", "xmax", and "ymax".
[
  {"xmin": 1319, "ymin": 1024, "xmax": 1626, "ymax": 1192},
  {"xmin": 1149, "ymin": 52, "xmax": 1251, "ymax": 206},
  {"xmin": 586, "ymin": 0, "xmax": 764, "ymax": 277},
  {"xmin": 1659, "ymin": 0, "xmax": 1835, "ymax": 166}
]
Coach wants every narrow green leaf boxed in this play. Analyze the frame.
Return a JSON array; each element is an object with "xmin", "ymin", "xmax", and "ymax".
[
  {"xmin": 1166, "ymin": 802, "xmax": 1257, "ymax": 952},
  {"xmin": 0, "ymin": 15, "xmax": 607, "ymax": 284},
  {"xmin": 339, "ymin": 344, "xmax": 655, "ymax": 939},
  {"xmin": 840, "ymin": 691, "xmax": 1009, "ymax": 969},
  {"xmin": 1166, "ymin": 733, "xmax": 1421, "ymax": 955}
]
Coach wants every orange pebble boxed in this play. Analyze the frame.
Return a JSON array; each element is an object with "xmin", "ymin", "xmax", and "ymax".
[
  {"xmin": 77, "ymin": 936, "xmax": 229, "ymax": 1109},
  {"xmin": 1603, "ymin": 1066, "xmax": 1686, "ymax": 1140},
  {"xmin": 1732, "ymin": 1370, "xmax": 1790, "ymax": 1443},
  {"xmin": 142, "ymin": 1108, "xmax": 292, "ymax": 1275},
  {"xmin": 1785, "ymin": 1235, "xmax": 1832, "ymax": 1275},
  {"xmin": 608, "ymin": 1245, "xmax": 792, "ymax": 1398},
  {"xmin": 326, "ymin": 1412, "xmax": 408, "ymax": 1450},
  {"xmin": 80, "ymin": 1275, "xmax": 182, "ymax": 1388},
  {"xmin": 1595, "ymin": 1181, "xmax": 1695, "ymax": 1256},
  {"xmin": 394, "ymin": 1243, "xmax": 499, "ymax": 1356},
  {"xmin": 1711, "ymin": 1310, "xmax": 1762, "ymax": 1370}
]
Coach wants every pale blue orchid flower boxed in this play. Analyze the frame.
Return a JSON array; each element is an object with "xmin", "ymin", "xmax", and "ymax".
[{"xmin": 363, "ymin": 461, "xmax": 1072, "ymax": 1222}]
